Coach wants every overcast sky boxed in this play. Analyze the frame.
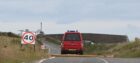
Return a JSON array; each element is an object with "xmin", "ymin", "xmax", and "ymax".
[{"xmin": 0, "ymin": 0, "xmax": 140, "ymax": 40}]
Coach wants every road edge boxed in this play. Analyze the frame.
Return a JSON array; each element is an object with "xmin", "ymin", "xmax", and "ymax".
[
  {"xmin": 38, "ymin": 57, "xmax": 55, "ymax": 63},
  {"xmin": 97, "ymin": 58, "xmax": 109, "ymax": 63}
]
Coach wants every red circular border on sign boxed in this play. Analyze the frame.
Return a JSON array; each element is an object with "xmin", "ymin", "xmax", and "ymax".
[{"xmin": 22, "ymin": 32, "xmax": 36, "ymax": 44}]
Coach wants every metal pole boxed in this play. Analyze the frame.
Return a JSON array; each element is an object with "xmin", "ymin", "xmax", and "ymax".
[{"xmin": 34, "ymin": 45, "xmax": 35, "ymax": 52}]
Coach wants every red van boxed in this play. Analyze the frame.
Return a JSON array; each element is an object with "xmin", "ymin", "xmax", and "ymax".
[{"xmin": 61, "ymin": 30, "xmax": 83, "ymax": 54}]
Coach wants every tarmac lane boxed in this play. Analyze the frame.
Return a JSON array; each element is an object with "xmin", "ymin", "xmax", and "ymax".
[
  {"xmin": 41, "ymin": 57, "xmax": 108, "ymax": 63},
  {"xmin": 42, "ymin": 41, "xmax": 108, "ymax": 63},
  {"xmin": 40, "ymin": 41, "xmax": 140, "ymax": 63},
  {"xmin": 44, "ymin": 41, "xmax": 61, "ymax": 54}
]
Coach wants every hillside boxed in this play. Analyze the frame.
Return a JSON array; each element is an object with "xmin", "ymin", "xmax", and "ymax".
[
  {"xmin": 111, "ymin": 40, "xmax": 140, "ymax": 57},
  {"xmin": 46, "ymin": 33, "xmax": 128, "ymax": 43},
  {"xmin": 45, "ymin": 34, "xmax": 140, "ymax": 58},
  {"xmin": 85, "ymin": 39, "xmax": 140, "ymax": 58}
]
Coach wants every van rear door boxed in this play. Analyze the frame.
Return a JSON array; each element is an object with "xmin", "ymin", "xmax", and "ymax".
[{"xmin": 63, "ymin": 33, "xmax": 82, "ymax": 48}]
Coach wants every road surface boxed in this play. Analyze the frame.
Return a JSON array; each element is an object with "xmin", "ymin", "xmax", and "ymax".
[
  {"xmin": 42, "ymin": 57, "xmax": 107, "ymax": 63},
  {"xmin": 41, "ymin": 41, "xmax": 140, "ymax": 63},
  {"xmin": 44, "ymin": 41, "xmax": 60, "ymax": 54},
  {"xmin": 42, "ymin": 41, "xmax": 107, "ymax": 63},
  {"xmin": 104, "ymin": 58, "xmax": 140, "ymax": 63}
]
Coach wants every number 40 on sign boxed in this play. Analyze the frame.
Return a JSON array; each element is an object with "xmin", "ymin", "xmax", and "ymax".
[{"xmin": 21, "ymin": 32, "xmax": 36, "ymax": 44}]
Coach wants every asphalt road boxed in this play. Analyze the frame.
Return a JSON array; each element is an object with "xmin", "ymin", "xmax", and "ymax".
[
  {"xmin": 41, "ymin": 41, "xmax": 140, "ymax": 63},
  {"xmin": 104, "ymin": 58, "xmax": 140, "ymax": 63},
  {"xmin": 42, "ymin": 57, "xmax": 107, "ymax": 63},
  {"xmin": 42, "ymin": 41, "xmax": 107, "ymax": 63},
  {"xmin": 44, "ymin": 41, "xmax": 60, "ymax": 54}
]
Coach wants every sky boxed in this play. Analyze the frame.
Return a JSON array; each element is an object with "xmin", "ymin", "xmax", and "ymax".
[{"xmin": 0, "ymin": 0, "xmax": 140, "ymax": 40}]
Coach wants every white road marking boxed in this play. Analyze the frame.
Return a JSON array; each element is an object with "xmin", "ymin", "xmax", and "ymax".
[
  {"xmin": 49, "ymin": 57, "xmax": 55, "ymax": 59},
  {"xmin": 38, "ymin": 57, "xmax": 56, "ymax": 63},
  {"xmin": 38, "ymin": 59, "xmax": 46, "ymax": 63},
  {"xmin": 97, "ymin": 58, "xmax": 109, "ymax": 63}
]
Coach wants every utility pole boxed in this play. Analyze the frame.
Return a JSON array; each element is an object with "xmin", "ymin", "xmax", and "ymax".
[
  {"xmin": 39, "ymin": 22, "xmax": 44, "ymax": 35},
  {"xmin": 41, "ymin": 22, "xmax": 42, "ymax": 32}
]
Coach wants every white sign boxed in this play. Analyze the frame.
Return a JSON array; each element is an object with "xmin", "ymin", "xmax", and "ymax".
[{"xmin": 21, "ymin": 32, "xmax": 36, "ymax": 44}]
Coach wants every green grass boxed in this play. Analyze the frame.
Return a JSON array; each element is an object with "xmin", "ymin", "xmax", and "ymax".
[
  {"xmin": 0, "ymin": 36, "xmax": 48, "ymax": 63},
  {"xmin": 45, "ymin": 37, "xmax": 61, "ymax": 45},
  {"xmin": 84, "ymin": 39, "xmax": 140, "ymax": 58},
  {"xmin": 111, "ymin": 41, "xmax": 140, "ymax": 58},
  {"xmin": 41, "ymin": 36, "xmax": 140, "ymax": 58},
  {"xmin": 84, "ymin": 43, "xmax": 116, "ymax": 55}
]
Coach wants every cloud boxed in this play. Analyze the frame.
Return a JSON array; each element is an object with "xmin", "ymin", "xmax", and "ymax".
[
  {"xmin": 0, "ymin": 0, "xmax": 64, "ymax": 22},
  {"xmin": 45, "ymin": 20, "xmax": 140, "ymax": 40},
  {"xmin": 0, "ymin": 0, "xmax": 140, "ymax": 40},
  {"xmin": 0, "ymin": 19, "xmax": 140, "ymax": 40},
  {"xmin": 1, "ymin": 0, "xmax": 140, "ymax": 23}
]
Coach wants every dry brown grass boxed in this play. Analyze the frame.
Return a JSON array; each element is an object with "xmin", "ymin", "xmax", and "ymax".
[{"xmin": 0, "ymin": 36, "xmax": 48, "ymax": 63}]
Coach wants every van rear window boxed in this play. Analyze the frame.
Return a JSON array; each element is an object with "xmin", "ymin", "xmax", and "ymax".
[{"xmin": 64, "ymin": 33, "xmax": 81, "ymax": 41}]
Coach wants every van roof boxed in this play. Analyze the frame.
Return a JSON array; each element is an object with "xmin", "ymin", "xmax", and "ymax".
[{"xmin": 67, "ymin": 30, "xmax": 79, "ymax": 32}]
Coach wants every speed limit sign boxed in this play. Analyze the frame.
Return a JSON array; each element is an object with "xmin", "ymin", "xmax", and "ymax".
[{"xmin": 21, "ymin": 32, "xmax": 36, "ymax": 44}]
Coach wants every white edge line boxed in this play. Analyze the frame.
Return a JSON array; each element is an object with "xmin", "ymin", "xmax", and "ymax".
[
  {"xmin": 38, "ymin": 57, "xmax": 55, "ymax": 63},
  {"xmin": 97, "ymin": 58, "xmax": 109, "ymax": 63},
  {"xmin": 38, "ymin": 59, "xmax": 46, "ymax": 63},
  {"xmin": 49, "ymin": 57, "xmax": 55, "ymax": 59}
]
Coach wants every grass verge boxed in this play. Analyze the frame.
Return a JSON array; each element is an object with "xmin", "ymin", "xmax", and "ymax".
[
  {"xmin": 84, "ymin": 40, "xmax": 140, "ymax": 58},
  {"xmin": 0, "ymin": 36, "xmax": 48, "ymax": 63}
]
